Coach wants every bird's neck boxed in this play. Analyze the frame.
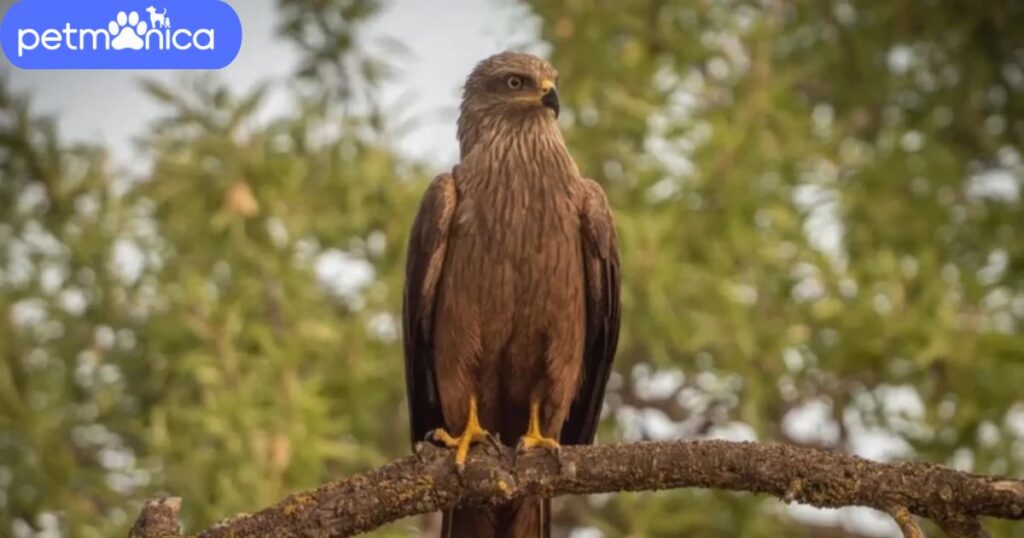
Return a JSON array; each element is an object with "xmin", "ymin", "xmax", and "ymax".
[
  {"xmin": 458, "ymin": 114, "xmax": 577, "ymax": 179},
  {"xmin": 455, "ymin": 124, "xmax": 579, "ymax": 206},
  {"xmin": 459, "ymin": 111, "xmax": 561, "ymax": 154}
]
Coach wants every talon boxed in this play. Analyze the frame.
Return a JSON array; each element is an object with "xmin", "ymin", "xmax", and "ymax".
[
  {"xmin": 429, "ymin": 427, "xmax": 461, "ymax": 448},
  {"xmin": 516, "ymin": 400, "xmax": 562, "ymax": 455},
  {"xmin": 518, "ymin": 433, "xmax": 561, "ymax": 453},
  {"xmin": 430, "ymin": 397, "xmax": 491, "ymax": 470}
]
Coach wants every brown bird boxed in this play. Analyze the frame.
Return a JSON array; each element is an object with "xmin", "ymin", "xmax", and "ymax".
[{"xmin": 403, "ymin": 52, "xmax": 620, "ymax": 538}]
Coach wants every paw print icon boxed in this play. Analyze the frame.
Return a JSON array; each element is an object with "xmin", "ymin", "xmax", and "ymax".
[{"xmin": 108, "ymin": 11, "xmax": 148, "ymax": 51}]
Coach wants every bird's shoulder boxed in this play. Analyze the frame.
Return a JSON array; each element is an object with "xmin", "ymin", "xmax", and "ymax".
[
  {"xmin": 577, "ymin": 177, "xmax": 614, "ymax": 216},
  {"xmin": 577, "ymin": 177, "xmax": 617, "ymax": 254},
  {"xmin": 424, "ymin": 170, "xmax": 458, "ymax": 212},
  {"xmin": 425, "ymin": 170, "xmax": 457, "ymax": 204},
  {"xmin": 409, "ymin": 171, "xmax": 458, "ymax": 247}
]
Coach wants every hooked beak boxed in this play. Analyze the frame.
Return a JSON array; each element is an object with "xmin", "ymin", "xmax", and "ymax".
[{"xmin": 540, "ymin": 79, "xmax": 559, "ymax": 118}]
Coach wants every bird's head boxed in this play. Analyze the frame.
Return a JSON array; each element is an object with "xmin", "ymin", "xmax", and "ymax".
[{"xmin": 457, "ymin": 52, "xmax": 561, "ymax": 156}]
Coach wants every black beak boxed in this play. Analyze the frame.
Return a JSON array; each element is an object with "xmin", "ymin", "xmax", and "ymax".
[{"xmin": 541, "ymin": 88, "xmax": 560, "ymax": 118}]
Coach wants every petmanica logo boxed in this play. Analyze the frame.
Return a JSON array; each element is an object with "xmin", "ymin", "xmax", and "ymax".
[{"xmin": 1, "ymin": 0, "xmax": 242, "ymax": 69}]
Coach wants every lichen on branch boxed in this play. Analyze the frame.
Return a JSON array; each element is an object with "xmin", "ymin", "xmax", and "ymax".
[{"xmin": 129, "ymin": 440, "xmax": 1024, "ymax": 538}]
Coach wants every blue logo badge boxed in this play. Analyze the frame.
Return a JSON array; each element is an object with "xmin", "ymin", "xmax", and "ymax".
[{"xmin": 1, "ymin": 0, "xmax": 242, "ymax": 69}]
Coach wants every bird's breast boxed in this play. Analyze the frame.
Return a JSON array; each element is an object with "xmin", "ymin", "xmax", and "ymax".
[
  {"xmin": 455, "ymin": 173, "xmax": 578, "ymax": 253},
  {"xmin": 449, "ymin": 166, "xmax": 582, "ymax": 298}
]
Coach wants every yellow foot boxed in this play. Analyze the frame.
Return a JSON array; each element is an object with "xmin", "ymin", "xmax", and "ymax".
[
  {"xmin": 516, "ymin": 400, "xmax": 561, "ymax": 454},
  {"xmin": 429, "ymin": 397, "xmax": 490, "ymax": 470},
  {"xmin": 517, "ymin": 431, "xmax": 561, "ymax": 452}
]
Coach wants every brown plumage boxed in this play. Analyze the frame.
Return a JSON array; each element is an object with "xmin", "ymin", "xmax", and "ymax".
[{"xmin": 403, "ymin": 52, "xmax": 620, "ymax": 538}]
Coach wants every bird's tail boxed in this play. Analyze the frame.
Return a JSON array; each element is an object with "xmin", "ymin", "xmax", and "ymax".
[{"xmin": 440, "ymin": 497, "xmax": 550, "ymax": 538}]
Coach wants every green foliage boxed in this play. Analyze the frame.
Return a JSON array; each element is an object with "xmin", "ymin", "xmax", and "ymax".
[{"xmin": 1, "ymin": 1, "xmax": 1022, "ymax": 537}]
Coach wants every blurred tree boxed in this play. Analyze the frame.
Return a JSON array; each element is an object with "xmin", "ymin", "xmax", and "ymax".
[
  {"xmin": 1, "ymin": 1, "xmax": 1023, "ymax": 537},
  {"xmin": 2, "ymin": 0, "xmax": 424, "ymax": 535},
  {"xmin": 1, "ymin": 79, "xmax": 141, "ymax": 537}
]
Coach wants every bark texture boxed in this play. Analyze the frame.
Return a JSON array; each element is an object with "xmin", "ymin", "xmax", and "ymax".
[{"xmin": 129, "ymin": 440, "xmax": 1024, "ymax": 537}]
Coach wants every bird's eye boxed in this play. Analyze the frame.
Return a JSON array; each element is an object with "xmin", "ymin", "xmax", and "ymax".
[{"xmin": 506, "ymin": 75, "xmax": 523, "ymax": 90}]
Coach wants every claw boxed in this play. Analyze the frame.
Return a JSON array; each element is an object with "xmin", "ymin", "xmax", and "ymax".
[
  {"xmin": 429, "ymin": 397, "xmax": 491, "ymax": 472},
  {"xmin": 428, "ymin": 427, "xmax": 461, "ymax": 448},
  {"xmin": 516, "ymin": 399, "xmax": 565, "ymax": 450},
  {"xmin": 516, "ymin": 436, "xmax": 565, "ymax": 475},
  {"xmin": 516, "ymin": 400, "xmax": 563, "ymax": 465},
  {"xmin": 517, "ymin": 433, "xmax": 561, "ymax": 453}
]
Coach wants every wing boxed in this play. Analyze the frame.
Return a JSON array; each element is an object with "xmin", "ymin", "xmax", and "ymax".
[
  {"xmin": 402, "ymin": 172, "xmax": 458, "ymax": 447},
  {"xmin": 561, "ymin": 178, "xmax": 621, "ymax": 445}
]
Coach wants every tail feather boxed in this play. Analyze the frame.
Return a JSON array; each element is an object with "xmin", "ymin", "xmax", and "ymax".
[{"xmin": 441, "ymin": 497, "xmax": 550, "ymax": 538}]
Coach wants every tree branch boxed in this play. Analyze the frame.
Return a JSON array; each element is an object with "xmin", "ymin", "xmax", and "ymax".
[{"xmin": 129, "ymin": 440, "xmax": 1024, "ymax": 537}]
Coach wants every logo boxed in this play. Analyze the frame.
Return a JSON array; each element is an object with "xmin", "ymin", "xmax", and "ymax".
[{"xmin": 1, "ymin": 0, "xmax": 242, "ymax": 69}]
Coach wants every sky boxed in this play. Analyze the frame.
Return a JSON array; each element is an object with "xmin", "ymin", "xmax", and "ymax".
[{"xmin": 1, "ymin": 0, "xmax": 538, "ymax": 166}]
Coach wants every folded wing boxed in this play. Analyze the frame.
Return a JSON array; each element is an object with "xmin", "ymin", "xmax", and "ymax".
[
  {"xmin": 402, "ymin": 172, "xmax": 458, "ymax": 446},
  {"xmin": 561, "ymin": 178, "xmax": 621, "ymax": 445}
]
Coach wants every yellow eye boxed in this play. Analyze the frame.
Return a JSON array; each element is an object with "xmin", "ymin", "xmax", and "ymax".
[{"xmin": 506, "ymin": 75, "xmax": 523, "ymax": 90}]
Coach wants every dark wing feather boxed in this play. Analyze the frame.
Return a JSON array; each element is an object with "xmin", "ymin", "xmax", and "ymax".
[
  {"xmin": 402, "ymin": 172, "xmax": 458, "ymax": 447},
  {"xmin": 561, "ymin": 178, "xmax": 621, "ymax": 445}
]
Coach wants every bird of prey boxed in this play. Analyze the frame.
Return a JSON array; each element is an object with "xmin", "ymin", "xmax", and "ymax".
[{"xmin": 403, "ymin": 51, "xmax": 620, "ymax": 538}]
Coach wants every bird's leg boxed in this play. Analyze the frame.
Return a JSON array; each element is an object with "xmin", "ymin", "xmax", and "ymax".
[
  {"xmin": 429, "ymin": 396, "xmax": 490, "ymax": 470},
  {"xmin": 517, "ymin": 400, "xmax": 561, "ymax": 453}
]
